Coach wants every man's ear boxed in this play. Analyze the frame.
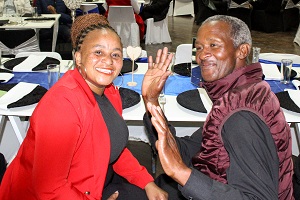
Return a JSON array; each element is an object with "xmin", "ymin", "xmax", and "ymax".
[{"xmin": 236, "ymin": 43, "xmax": 251, "ymax": 60}]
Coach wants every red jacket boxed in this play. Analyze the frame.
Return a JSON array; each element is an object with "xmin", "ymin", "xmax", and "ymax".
[{"xmin": 0, "ymin": 69, "xmax": 153, "ymax": 200}]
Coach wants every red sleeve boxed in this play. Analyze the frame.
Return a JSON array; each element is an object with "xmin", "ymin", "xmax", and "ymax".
[{"xmin": 113, "ymin": 148, "xmax": 154, "ymax": 189}]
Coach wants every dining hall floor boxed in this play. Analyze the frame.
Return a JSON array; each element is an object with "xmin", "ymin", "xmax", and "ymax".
[{"xmin": 128, "ymin": 15, "xmax": 300, "ymax": 177}]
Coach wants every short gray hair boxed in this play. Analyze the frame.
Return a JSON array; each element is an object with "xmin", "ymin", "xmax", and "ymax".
[{"xmin": 202, "ymin": 15, "xmax": 252, "ymax": 48}]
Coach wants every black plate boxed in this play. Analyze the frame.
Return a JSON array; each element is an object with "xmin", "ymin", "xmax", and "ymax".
[
  {"xmin": 3, "ymin": 57, "xmax": 60, "ymax": 71},
  {"xmin": 0, "ymin": 84, "xmax": 47, "ymax": 108},
  {"xmin": 275, "ymin": 91, "xmax": 300, "ymax": 113},
  {"xmin": 119, "ymin": 87, "xmax": 140, "ymax": 109},
  {"xmin": 120, "ymin": 59, "xmax": 138, "ymax": 75},
  {"xmin": 176, "ymin": 89, "xmax": 207, "ymax": 113},
  {"xmin": 172, "ymin": 63, "xmax": 191, "ymax": 77}
]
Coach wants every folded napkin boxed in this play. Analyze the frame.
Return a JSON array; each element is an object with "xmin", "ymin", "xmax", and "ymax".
[
  {"xmin": 275, "ymin": 90, "xmax": 300, "ymax": 113},
  {"xmin": 259, "ymin": 53, "xmax": 300, "ymax": 67},
  {"xmin": 261, "ymin": 63, "xmax": 281, "ymax": 80},
  {"xmin": 13, "ymin": 55, "xmax": 46, "ymax": 72},
  {"xmin": 176, "ymin": 88, "xmax": 212, "ymax": 113},
  {"xmin": 119, "ymin": 87, "xmax": 140, "ymax": 109},
  {"xmin": 0, "ymin": 68, "xmax": 14, "ymax": 83},
  {"xmin": 0, "ymin": 82, "xmax": 39, "ymax": 109},
  {"xmin": 4, "ymin": 56, "xmax": 60, "ymax": 71},
  {"xmin": 292, "ymin": 80, "xmax": 300, "ymax": 90}
]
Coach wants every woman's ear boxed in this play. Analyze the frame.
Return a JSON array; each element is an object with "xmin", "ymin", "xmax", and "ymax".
[
  {"xmin": 74, "ymin": 51, "xmax": 81, "ymax": 66},
  {"xmin": 236, "ymin": 43, "xmax": 251, "ymax": 60}
]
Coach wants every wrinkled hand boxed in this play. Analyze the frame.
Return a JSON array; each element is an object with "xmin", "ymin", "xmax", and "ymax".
[
  {"xmin": 107, "ymin": 191, "xmax": 119, "ymax": 200},
  {"xmin": 142, "ymin": 47, "xmax": 173, "ymax": 107},
  {"xmin": 47, "ymin": 5, "xmax": 57, "ymax": 14},
  {"xmin": 144, "ymin": 182, "xmax": 168, "ymax": 200},
  {"xmin": 147, "ymin": 102, "xmax": 191, "ymax": 186}
]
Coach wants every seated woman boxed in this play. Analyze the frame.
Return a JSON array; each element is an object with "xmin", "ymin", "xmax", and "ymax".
[
  {"xmin": 0, "ymin": 13, "xmax": 167, "ymax": 200},
  {"xmin": 105, "ymin": 0, "xmax": 145, "ymax": 40},
  {"xmin": 0, "ymin": 0, "xmax": 32, "ymax": 16}
]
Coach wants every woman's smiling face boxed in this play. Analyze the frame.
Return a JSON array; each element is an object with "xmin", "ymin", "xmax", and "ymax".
[{"xmin": 75, "ymin": 28, "xmax": 123, "ymax": 95}]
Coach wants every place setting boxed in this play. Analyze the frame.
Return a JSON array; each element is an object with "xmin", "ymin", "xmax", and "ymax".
[
  {"xmin": 115, "ymin": 46, "xmax": 143, "ymax": 109},
  {"xmin": 3, "ymin": 55, "xmax": 60, "ymax": 72},
  {"xmin": 0, "ymin": 82, "xmax": 47, "ymax": 110}
]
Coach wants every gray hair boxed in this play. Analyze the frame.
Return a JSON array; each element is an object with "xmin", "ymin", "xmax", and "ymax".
[{"xmin": 202, "ymin": 15, "xmax": 252, "ymax": 48}]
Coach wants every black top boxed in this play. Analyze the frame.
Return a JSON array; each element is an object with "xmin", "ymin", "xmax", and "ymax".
[
  {"xmin": 144, "ymin": 110, "xmax": 279, "ymax": 199},
  {"xmin": 94, "ymin": 93, "xmax": 129, "ymax": 187}
]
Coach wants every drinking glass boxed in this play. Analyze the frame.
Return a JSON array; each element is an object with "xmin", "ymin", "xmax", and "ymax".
[
  {"xmin": 252, "ymin": 47, "xmax": 260, "ymax": 63},
  {"xmin": 280, "ymin": 59, "xmax": 293, "ymax": 84},
  {"xmin": 47, "ymin": 64, "xmax": 60, "ymax": 88}
]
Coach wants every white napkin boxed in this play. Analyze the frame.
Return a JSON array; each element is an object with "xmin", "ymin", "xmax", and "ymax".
[
  {"xmin": 261, "ymin": 63, "xmax": 281, "ymax": 80},
  {"xmin": 0, "ymin": 73, "xmax": 14, "ymax": 83},
  {"xmin": 292, "ymin": 80, "xmax": 300, "ymax": 90},
  {"xmin": 0, "ymin": 82, "xmax": 38, "ymax": 110},
  {"xmin": 197, "ymin": 88, "xmax": 212, "ymax": 112},
  {"xmin": 13, "ymin": 55, "xmax": 46, "ymax": 72},
  {"xmin": 286, "ymin": 89, "xmax": 300, "ymax": 109}
]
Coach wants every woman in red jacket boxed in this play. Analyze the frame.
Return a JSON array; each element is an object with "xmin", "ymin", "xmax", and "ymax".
[
  {"xmin": 105, "ymin": 0, "xmax": 145, "ymax": 40},
  {"xmin": 0, "ymin": 13, "xmax": 167, "ymax": 200}
]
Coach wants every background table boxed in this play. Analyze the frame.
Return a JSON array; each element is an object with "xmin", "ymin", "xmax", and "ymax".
[{"xmin": 0, "ymin": 14, "xmax": 61, "ymax": 52}]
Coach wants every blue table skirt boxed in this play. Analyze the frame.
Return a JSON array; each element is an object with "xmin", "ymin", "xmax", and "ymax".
[{"xmin": 6, "ymin": 70, "xmax": 297, "ymax": 95}]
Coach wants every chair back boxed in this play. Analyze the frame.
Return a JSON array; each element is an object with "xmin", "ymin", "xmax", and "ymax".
[
  {"xmin": 0, "ymin": 29, "xmax": 40, "ymax": 57},
  {"xmin": 16, "ymin": 52, "xmax": 62, "ymax": 60},
  {"xmin": 174, "ymin": 44, "xmax": 193, "ymax": 65},
  {"xmin": 107, "ymin": 6, "xmax": 135, "ymax": 23},
  {"xmin": 107, "ymin": 6, "xmax": 140, "ymax": 47},
  {"xmin": 80, "ymin": 3, "xmax": 99, "ymax": 14}
]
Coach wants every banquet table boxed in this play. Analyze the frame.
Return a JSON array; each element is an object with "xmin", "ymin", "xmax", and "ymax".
[
  {"xmin": 0, "ymin": 59, "xmax": 300, "ymax": 163},
  {"xmin": 0, "ymin": 14, "xmax": 61, "ymax": 52}
]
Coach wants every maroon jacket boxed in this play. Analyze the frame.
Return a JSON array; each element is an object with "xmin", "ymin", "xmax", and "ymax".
[{"xmin": 192, "ymin": 63, "xmax": 294, "ymax": 199}]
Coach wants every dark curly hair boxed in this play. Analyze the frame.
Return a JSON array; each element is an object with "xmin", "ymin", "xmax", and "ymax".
[{"xmin": 71, "ymin": 13, "xmax": 121, "ymax": 51}]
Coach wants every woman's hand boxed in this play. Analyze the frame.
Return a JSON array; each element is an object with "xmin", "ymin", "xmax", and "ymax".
[
  {"xmin": 144, "ymin": 182, "xmax": 168, "ymax": 200},
  {"xmin": 142, "ymin": 47, "xmax": 173, "ymax": 108},
  {"xmin": 147, "ymin": 102, "xmax": 192, "ymax": 186}
]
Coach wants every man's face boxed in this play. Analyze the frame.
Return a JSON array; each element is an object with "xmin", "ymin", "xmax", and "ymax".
[{"xmin": 194, "ymin": 21, "xmax": 239, "ymax": 82}]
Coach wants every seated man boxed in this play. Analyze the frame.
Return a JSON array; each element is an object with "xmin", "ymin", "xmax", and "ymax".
[
  {"xmin": 141, "ymin": 15, "xmax": 294, "ymax": 199},
  {"xmin": 139, "ymin": 0, "xmax": 171, "ymax": 22},
  {"xmin": 0, "ymin": 0, "xmax": 32, "ymax": 16},
  {"xmin": 36, "ymin": 0, "xmax": 72, "ymax": 42}
]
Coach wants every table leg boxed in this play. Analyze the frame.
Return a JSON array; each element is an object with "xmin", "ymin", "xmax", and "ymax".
[
  {"xmin": 7, "ymin": 116, "xmax": 26, "ymax": 144},
  {"xmin": 52, "ymin": 18, "xmax": 59, "ymax": 52}
]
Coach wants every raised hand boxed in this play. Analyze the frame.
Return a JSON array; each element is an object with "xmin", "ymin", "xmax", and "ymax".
[
  {"xmin": 142, "ymin": 47, "xmax": 173, "ymax": 107},
  {"xmin": 147, "ymin": 102, "xmax": 191, "ymax": 186}
]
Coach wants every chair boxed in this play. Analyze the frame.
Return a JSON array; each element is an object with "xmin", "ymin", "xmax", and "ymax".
[
  {"xmin": 16, "ymin": 51, "xmax": 62, "ymax": 60},
  {"xmin": 0, "ymin": 29, "xmax": 40, "ymax": 57},
  {"xmin": 80, "ymin": 3, "xmax": 99, "ymax": 14},
  {"xmin": 173, "ymin": 0, "xmax": 194, "ymax": 17},
  {"xmin": 227, "ymin": 1, "xmax": 253, "ymax": 29},
  {"xmin": 251, "ymin": 0, "xmax": 299, "ymax": 33},
  {"xmin": 174, "ymin": 44, "xmax": 193, "ymax": 65},
  {"xmin": 145, "ymin": 17, "xmax": 172, "ymax": 45},
  {"xmin": 107, "ymin": 6, "xmax": 140, "ymax": 48}
]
